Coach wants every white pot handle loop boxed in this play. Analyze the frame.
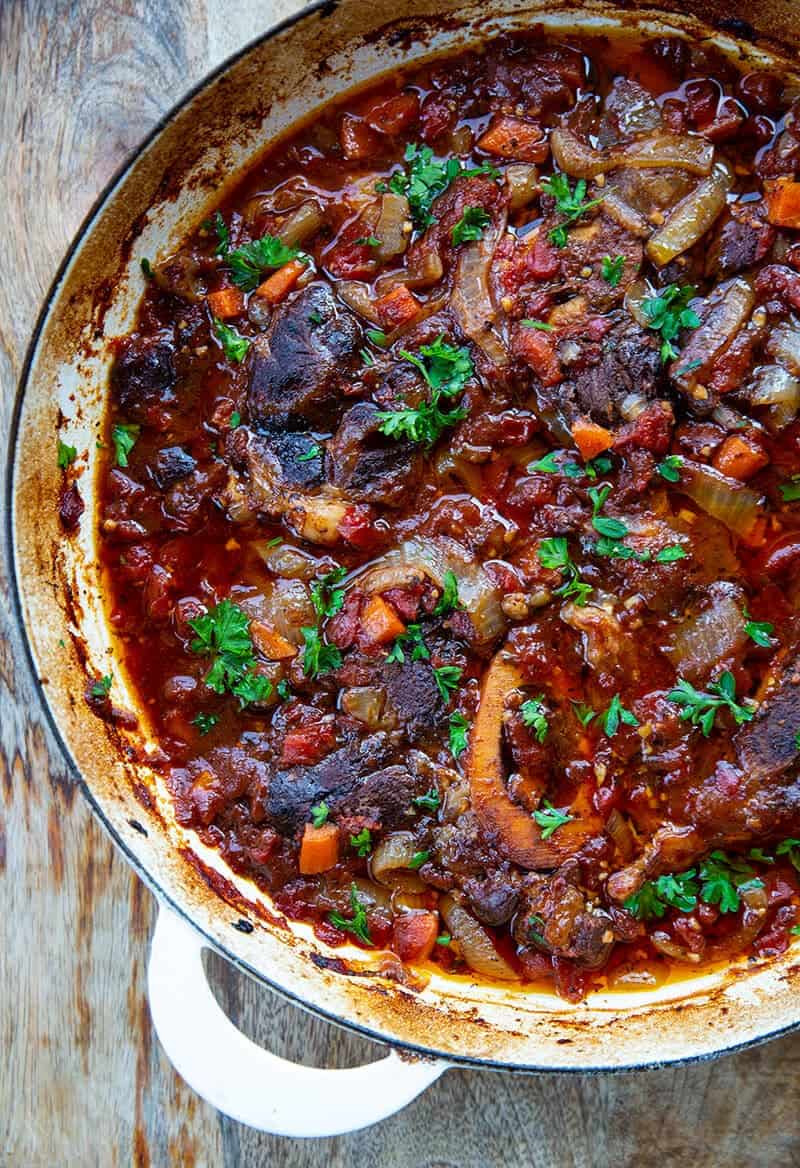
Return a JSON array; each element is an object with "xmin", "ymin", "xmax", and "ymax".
[{"xmin": 147, "ymin": 907, "xmax": 447, "ymax": 1137}]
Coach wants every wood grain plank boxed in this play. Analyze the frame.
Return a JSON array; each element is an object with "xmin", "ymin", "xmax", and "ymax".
[{"xmin": 2, "ymin": 2, "xmax": 800, "ymax": 1166}]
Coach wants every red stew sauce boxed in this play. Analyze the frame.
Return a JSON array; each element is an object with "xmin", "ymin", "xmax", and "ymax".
[{"xmin": 88, "ymin": 30, "xmax": 800, "ymax": 998}]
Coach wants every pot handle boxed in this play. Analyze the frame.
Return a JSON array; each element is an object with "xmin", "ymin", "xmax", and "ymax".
[{"xmin": 147, "ymin": 906, "xmax": 447, "ymax": 1137}]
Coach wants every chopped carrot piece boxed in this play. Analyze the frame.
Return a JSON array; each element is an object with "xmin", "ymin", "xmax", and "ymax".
[
  {"xmin": 359, "ymin": 594, "xmax": 406, "ymax": 647},
  {"xmin": 477, "ymin": 115, "xmax": 549, "ymax": 163},
  {"xmin": 571, "ymin": 418, "xmax": 614, "ymax": 461},
  {"xmin": 255, "ymin": 258, "xmax": 307, "ymax": 306},
  {"xmin": 207, "ymin": 287, "xmax": 245, "ymax": 319},
  {"xmin": 375, "ymin": 284, "xmax": 421, "ymax": 330},
  {"xmin": 250, "ymin": 620, "xmax": 297, "ymax": 660},
  {"xmin": 392, "ymin": 911, "xmax": 439, "ymax": 962},
  {"xmin": 299, "ymin": 823, "xmax": 340, "ymax": 875},
  {"xmin": 712, "ymin": 434, "xmax": 769, "ymax": 481},
  {"xmin": 364, "ymin": 93, "xmax": 419, "ymax": 136},
  {"xmin": 765, "ymin": 178, "xmax": 800, "ymax": 228},
  {"xmin": 512, "ymin": 325, "xmax": 562, "ymax": 387}
]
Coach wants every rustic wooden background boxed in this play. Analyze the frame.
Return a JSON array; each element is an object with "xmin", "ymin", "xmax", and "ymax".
[{"xmin": 2, "ymin": 2, "xmax": 800, "ymax": 1164}]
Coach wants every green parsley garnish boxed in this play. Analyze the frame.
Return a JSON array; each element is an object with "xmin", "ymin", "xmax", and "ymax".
[
  {"xmin": 435, "ymin": 933, "xmax": 452, "ymax": 946},
  {"xmin": 673, "ymin": 358, "xmax": 704, "ymax": 377},
  {"xmin": 409, "ymin": 850, "xmax": 430, "ymax": 869},
  {"xmin": 743, "ymin": 611, "xmax": 774, "ymax": 647},
  {"xmin": 521, "ymin": 318, "xmax": 554, "ymax": 331},
  {"xmin": 778, "ymin": 838, "xmax": 800, "ymax": 871},
  {"xmin": 388, "ymin": 144, "xmax": 499, "ymax": 228},
  {"xmin": 433, "ymin": 664, "xmax": 462, "ymax": 704},
  {"xmin": 311, "ymin": 801, "xmax": 330, "ymax": 827},
  {"xmin": 625, "ymin": 851, "xmax": 763, "ymax": 919},
  {"xmin": 779, "ymin": 477, "xmax": 800, "ymax": 502},
  {"xmin": 601, "ymin": 254, "xmax": 625, "ymax": 287},
  {"xmin": 192, "ymin": 712, "xmax": 219, "ymax": 735},
  {"xmin": 433, "ymin": 569, "xmax": 460, "ymax": 617},
  {"xmin": 297, "ymin": 445, "xmax": 321, "ymax": 462},
  {"xmin": 308, "ymin": 309, "xmax": 323, "ymax": 326},
  {"xmin": 310, "ymin": 566, "xmax": 346, "ymax": 620},
  {"xmin": 520, "ymin": 696, "xmax": 549, "ymax": 743},
  {"xmin": 366, "ymin": 328, "xmax": 388, "ymax": 346},
  {"xmin": 227, "ymin": 234, "xmax": 305, "ymax": 292},
  {"xmin": 537, "ymin": 537, "xmax": 592, "ymax": 605},
  {"xmin": 350, "ymin": 827, "xmax": 373, "ymax": 857},
  {"xmin": 641, "ymin": 284, "xmax": 700, "ymax": 363},
  {"xmin": 377, "ymin": 336, "xmax": 473, "ymax": 447},
  {"xmin": 229, "ymin": 411, "xmax": 241, "ymax": 428},
  {"xmin": 201, "ymin": 210, "xmax": 230, "ymax": 256},
  {"xmin": 57, "ymin": 440, "xmax": 77, "ymax": 469},
  {"xmin": 90, "ymin": 674, "xmax": 113, "ymax": 699},
  {"xmin": 656, "ymin": 455, "xmax": 683, "ymax": 482},
  {"xmin": 655, "ymin": 545, "xmax": 687, "ymax": 563},
  {"xmin": 189, "ymin": 599, "xmax": 272, "ymax": 707},
  {"xmin": 533, "ymin": 799, "xmax": 573, "ymax": 839},
  {"xmin": 572, "ymin": 701, "xmax": 597, "ymax": 727},
  {"xmin": 140, "ymin": 257, "xmax": 154, "ymax": 279},
  {"xmin": 276, "ymin": 679, "xmax": 292, "ymax": 701},
  {"xmin": 386, "ymin": 623, "xmax": 430, "ymax": 665},
  {"xmin": 448, "ymin": 711, "xmax": 470, "ymax": 758},
  {"xmin": 111, "ymin": 422, "xmax": 141, "ymax": 468},
  {"xmin": 451, "ymin": 206, "xmax": 491, "ymax": 246},
  {"xmin": 213, "ymin": 317, "xmax": 250, "ymax": 363},
  {"xmin": 542, "ymin": 173, "xmax": 603, "ymax": 248},
  {"xmin": 354, "ymin": 235, "xmax": 382, "ymax": 247},
  {"xmin": 328, "ymin": 884, "xmax": 373, "ymax": 946},
  {"xmin": 667, "ymin": 671, "xmax": 755, "ymax": 737},
  {"xmin": 601, "ymin": 694, "xmax": 639, "ymax": 737},
  {"xmin": 413, "ymin": 787, "xmax": 441, "ymax": 813},
  {"xmin": 300, "ymin": 626, "xmax": 343, "ymax": 680}
]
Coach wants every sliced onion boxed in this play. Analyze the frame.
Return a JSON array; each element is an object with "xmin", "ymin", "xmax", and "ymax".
[
  {"xmin": 766, "ymin": 320, "xmax": 800, "ymax": 375},
  {"xmin": 451, "ymin": 217, "xmax": 509, "ymax": 367},
  {"xmin": 665, "ymin": 582, "xmax": 746, "ymax": 681},
  {"xmin": 336, "ymin": 281, "xmax": 381, "ymax": 323},
  {"xmin": 606, "ymin": 810, "xmax": 637, "ymax": 860},
  {"xmin": 624, "ymin": 279, "xmax": 652, "ymax": 328},
  {"xmin": 647, "ymin": 161, "xmax": 733, "ymax": 266},
  {"xmin": 551, "ymin": 126, "xmax": 714, "ymax": 180},
  {"xmin": 370, "ymin": 832, "xmax": 425, "ymax": 892},
  {"xmin": 278, "ymin": 201, "xmax": 325, "ymax": 247},
  {"xmin": 285, "ymin": 490, "xmax": 349, "ymax": 545},
  {"xmin": 374, "ymin": 192, "xmax": 410, "ymax": 262},
  {"xmin": 749, "ymin": 364, "xmax": 800, "ymax": 431},
  {"xmin": 650, "ymin": 932, "xmax": 702, "ymax": 963},
  {"xmin": 340, "ymin": 686, "xmax": 390, "ymax": 730},
  {"xmin": 672, "ymin": 277, "xmax": 754, "ymax": 380},
  {"xmin": 240, "ymin": 579, "xmax": 314, "ymax": 645},
  {"xmin": 440, "ymin": 894, "xmax": 519, "ymax": 980},
  {"xmin": 678, "ymin": 460, "xmax": 762, "ymax": 539},
  {"xmin": 433, "ymin": 447, "xmax": 485, "ymax": 495},
  {"xmin": 352, "ymin": 536, "xmax": 507, "ymax": 641},
  {"xmin": 600, "ymin": 189, "xmax": 652, "ymax": 238},
  {"xmin": 505, "ymin": 163, "xmax": 540, "ymax": 211},
  {"xmin": 255, "ymin": 541, "xmax": 323, "ymax": 580}
]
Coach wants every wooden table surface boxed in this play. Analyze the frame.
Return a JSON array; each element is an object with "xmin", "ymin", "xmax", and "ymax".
[{"xmin": 3, "ymin": 3, "xmax": 800, "ymax": 1164}]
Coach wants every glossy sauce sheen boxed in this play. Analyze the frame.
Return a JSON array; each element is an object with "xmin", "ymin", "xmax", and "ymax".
[{"xmin": 92, "ymin": 31, "xmax": 800, "ymax": 999}]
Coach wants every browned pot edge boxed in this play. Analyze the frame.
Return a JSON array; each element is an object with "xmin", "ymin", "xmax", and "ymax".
[{"xmin": 8, "ymin": 0, "xmax": 800, "ymax": 1071}]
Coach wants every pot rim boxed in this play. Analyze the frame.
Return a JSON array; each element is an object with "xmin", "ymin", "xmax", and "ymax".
[{"xmin": 8, "ymin": 0, "xmax": 800, "ymax": 1075}]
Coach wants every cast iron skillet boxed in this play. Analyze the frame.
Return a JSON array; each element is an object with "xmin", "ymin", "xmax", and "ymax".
[{"xmin": 8, "ymin": 0, "xmax": 800, "ymax": 1137}]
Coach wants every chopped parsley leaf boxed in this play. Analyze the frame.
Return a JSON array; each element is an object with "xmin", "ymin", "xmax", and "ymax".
[
  {"xmin": 354, "ymin": 235, "xmax": 382, "ymax": 247},
  {"xmin": 189, "ymin": 599, "xmax": 271, "ymax": 707},
  {"xmin": 57, "ymin": 440, "xmax": 77, "ymax": 469},
  {"xmin": 386, "ymin": 623, "xmax": 430, "ymax": 665},
  {"xmin": 572, "ymin": 701, "xmax": 597, "ymax": 727},
  {"xmin": 413, "ymin": 787, "xmax": 441, "ymax": 813},
  {"xmin": 297, "ymin": 444, "xmax": 321, "ymax": 462},
  {"xmin": 743, "ymin": 612, "xmax": 774, "ymax": 647},
  {"xmin": 192, "ymin": 712, "xmax": 219, "ymax": 735},
  {"xmin": 409, "ymin": 850, "xmax": 430, "ymax": 869},
  {"xmin": 300, "ymin": 626, "xmax": 343, "ymax": 679},
  {"xmin": 601, "ymin": 254, "xmax": 625, "ymax": 287},
  {"xmin": 433, "ymin": 664, "xmax": 462, "ymax": 704},
  {"xmin": 533, "ymin": 799, "xmax": 573, "ymax": 839},
  {"xmin": 111, "ymin": 422, "xmax": 140, "ymax": 468},
  {"xmin": 366, "ymin": 328, "xmax": 388, "ymax": 346},
  {"xmin": 452, "ymin": 206, "xmax": 491, "ymax": 245},
  {"xmin": 140, "ymin": 257, "xmax": 154, "ymax": 279},
  {"xmin": 311, "ymin": 801, "xmax": 330, "ymax": 827},
  {"xmin": 310, "ymin": 566, "xmax": 346, "ymax": 619},
  {"xmin": 543, "ymin": 173, "xmax": 603, "ymax": 248},
  {"xmin": 520, "ymin": 696, "xmax": 549, "ymax": 743},
  {"xmin": 227, "ymin": 234, "xmax": 305, "ymax": 292},
  {"xmin": 537, "ymin": 537, "xmax": 592, "ymax": 605},
  {"xmin": 521, "ymin": 318, "xmax": 554, "ymax": 331},
  {"xmin": 90, "ymin": 674, "xmax": 113, "ymax": 699},
  {"xmin": 433, "ymin": 569, "xmax": 461, "ymax": 616},
  {"xmin": 667, "ymin": 671, "xmax": 755, "ymax": 737},
  {"xmin": 350, "ymin": 827, "xmax": 373, "ymax": 857},
  {"xmin": 655, "ymin": 545, "xmax": 687, "ymax": 563},
  {"xmin": 328, "ymin": 884, "xmax": 373, "ymax": 946},
  {"xmin": 656, "ymin": 455, "xmax": 683, "ymax": 482},
  {"xmin": 388, "ymin": 143, "xmax": 499, "ymax": 228},
  {"xmin": 213, "ymin": 317, "xmax": 250, "ymax": 363},
  {"xmin": 602, "ymin": 694, "xmax": 639, "ymax": 737},
  {"xmin": 377, "ymin": 335, "xmax": 473, "ymax": 447},
  {"xmin": 641, "ymin": 284, "xmax": 700, "ymax": 363},
  {"xmin": 229, "ymin": 411, "xmax": 241, "ymax": 428},
  {"xmin": 448, "ymin": 711, "xmax": 470, "ymax": 758},
  {"xmin": 780, "ymin": 477, "xmax": 800, "ymax": 502}
]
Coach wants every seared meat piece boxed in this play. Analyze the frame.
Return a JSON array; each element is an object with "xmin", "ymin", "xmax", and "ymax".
[
  {"xmin": 328, "ymin": 402, "xmax": 421, "ymax": 507},
  {"xmin": 111, "ymin": 331, "xmax": 176, "ymax": 419},
  {"xmin": 737, "ymin": 655, "xmax": 800, "ymax": 788},
  {"xmin": 706, "ymin": 202, "xmax": 776, "ymax": 277},
  {"xmin": 516, "ymin": 861, "xmax": 615, "ymax": 967},
  {"xmin": 266, "ymin": 737, "xmax": 390, "ymax": 833},
  {"xmin": 335, "ymin": 763, "xmax": 428, "ymax": 830},
  {"xmin": 462, "ymin": 871, "xmax": 521, "ymax": 926},
  {"xmin": 383, "ymin": 658, "xmax": 447, "ymax": 742},
  {"xmin": 553, "ymin": 213, "xmax": 644, "ymax": 310},
  {"xmin": 247, "ymin": 283, "xmax": 363, "ymax": 428},
  {"xmin": 222, "ymin": 425, "xmax": 325, "ymax": 522},
  {"xmin": 151, "ymin": 445, "xmax": 196, "ymax": 489}
]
